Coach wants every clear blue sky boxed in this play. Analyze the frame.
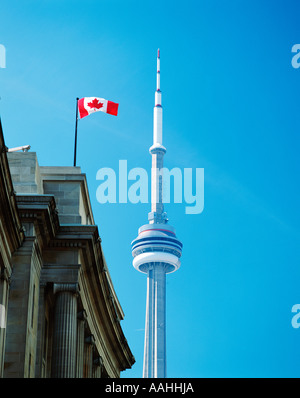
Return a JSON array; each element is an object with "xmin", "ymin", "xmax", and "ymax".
[{"xmin": 0, "ymin": 0, "xmax": 300, "ymax": 378}]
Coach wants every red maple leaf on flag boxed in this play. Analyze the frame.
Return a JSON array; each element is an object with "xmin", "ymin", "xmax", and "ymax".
[{"xmin": 87, "ymin": 98, "xmax": 104, "ymax": 109}]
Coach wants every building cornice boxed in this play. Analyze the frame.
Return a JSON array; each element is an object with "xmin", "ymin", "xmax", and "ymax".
[{"xmin": 0, "ymin": 120, "xmax": 24, "ymax": 267}]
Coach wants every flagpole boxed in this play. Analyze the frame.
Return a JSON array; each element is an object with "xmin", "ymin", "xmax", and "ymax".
[{"xmin": 74, "ymin": 97, "xmax": 79, "ymax": 167}]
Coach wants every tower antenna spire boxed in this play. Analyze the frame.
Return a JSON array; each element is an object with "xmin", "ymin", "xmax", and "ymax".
[
  {"xmin": 156, "ymin": 48, "xmax": 160, "ymax": 91},
  {"xmin": 149, "ymin": 48, "xmax": 167, "ymax": 224},
  {"xmin": 131, "ymin": 49, "xmax": 183, "ymax": 378}
]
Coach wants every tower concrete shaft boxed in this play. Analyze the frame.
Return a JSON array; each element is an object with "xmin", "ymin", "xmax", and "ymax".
[
  {"xmin": 143, "ymin": 263, "xmax": 166, "ymax": 378},
  {"xmin": 131, "ymin": 49, "xmax": 182, "ymax": 379}
]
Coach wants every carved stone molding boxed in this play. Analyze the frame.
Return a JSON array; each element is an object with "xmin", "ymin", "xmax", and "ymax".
[
  {"xmin": 0, "ymin": 266, "xmax": 11, "ymax": 284},
  {"xmin": 93, "ymin": 356, "xmax": 103, "ymax": 367},
  {"xmin": 85, "ymin": 335, "xmax": 95, "ymax": 346},
  {"xmin": 53, "ymin": 283, "xmax": 78, "ymax": 295},
  {"xmin": 77, "ymin": 309, "xmax": 87, "ymax": 321}
]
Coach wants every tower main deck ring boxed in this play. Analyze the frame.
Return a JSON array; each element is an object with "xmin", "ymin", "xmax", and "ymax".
[{"xmin": 131, "ymin": 223, "xmax": 182, "ymax": 274}]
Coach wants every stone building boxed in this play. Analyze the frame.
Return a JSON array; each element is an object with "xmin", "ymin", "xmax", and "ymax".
[{"xmin": 0, "ymin": 120, "xmax": 135, "ymax": 378}]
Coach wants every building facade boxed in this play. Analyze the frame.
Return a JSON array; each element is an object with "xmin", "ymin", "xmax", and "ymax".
[{"xmin": 0, "ymin": 120, "xmax": 135, "ymax": 378}]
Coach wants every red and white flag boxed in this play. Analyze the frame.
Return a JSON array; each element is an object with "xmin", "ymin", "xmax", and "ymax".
[{"xmin": 78, "ymin": 97, "xmax": 119, "ymax": 119}]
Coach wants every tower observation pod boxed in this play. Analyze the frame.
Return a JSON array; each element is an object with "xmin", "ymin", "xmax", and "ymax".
[{"xmin": 131, "ymin": 49, "xmax": 183, "ymax": 378}]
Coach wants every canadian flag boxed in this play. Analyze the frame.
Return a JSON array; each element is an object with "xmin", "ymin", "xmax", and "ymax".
[{"xmin": 78, "ymin": 97, "xmax": 119, "ymax": 119}]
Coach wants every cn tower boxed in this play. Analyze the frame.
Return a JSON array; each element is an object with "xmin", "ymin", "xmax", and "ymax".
[{"xmin": 131, "ymin": 49, "xmax": 183, "ymax": 378}]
